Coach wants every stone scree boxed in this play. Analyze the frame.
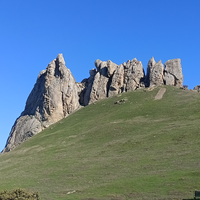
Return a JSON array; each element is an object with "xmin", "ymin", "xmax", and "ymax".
[{"xmin": 2, "ymin": 54, "xmax": 183, "ymax": 153}]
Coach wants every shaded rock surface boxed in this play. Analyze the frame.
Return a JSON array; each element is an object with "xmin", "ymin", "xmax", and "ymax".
[
  {"xmin": 108, "ymin": 64, "xmax": 124, "ymax": 97},
  {"xmin": 2, "ymin": 55, "xmax": 184, "ymax": 153}
]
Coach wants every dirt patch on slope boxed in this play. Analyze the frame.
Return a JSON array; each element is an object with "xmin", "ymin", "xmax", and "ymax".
[{"xmin": 155, "ymin": 88, "xmax": 166, "ymax": 100}]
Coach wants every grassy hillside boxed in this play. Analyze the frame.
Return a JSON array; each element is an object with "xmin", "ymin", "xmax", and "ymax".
[{"xmin": 0, "ymin": 86, "xmax": 200, "ymax": 200}]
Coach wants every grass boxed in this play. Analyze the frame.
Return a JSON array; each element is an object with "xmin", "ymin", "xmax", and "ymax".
[{"xmin": 0, "ymin": 86, "xmax": 200, "ymax": 199}]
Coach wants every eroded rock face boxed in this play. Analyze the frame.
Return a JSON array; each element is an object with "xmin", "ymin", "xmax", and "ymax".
[
  {"xmin": 83, "ymin": 58, "xmax": 145, "ymax": 104},
  {"xmin": 146, "ymin": 57, "xmax": 164, "ymax": 87},
  {"xmin": 107, "ymin": 60, "xmax": 118, "ymax": 77},
  {"xmin": 124, "ymin": 59, "xmax": 145, "ymax": 91},
  {"xmin": 3, "ymin": 116, "xmax": 43, "ymax": 152},
  {"xmin": 164, "ymin": 59, "xmax": 183, "ymax": 87},
  {"xmin": 2, "ymin": 55, "xmax": 184, "ymax": 153},
  {"xmin": 88, "ymin": 60, "xmax": 109, "ymax": 104},
  {"xmin": 108, "ymin": 64, "xmax": 124, "ymax": 97},
  {"xmin": 83, "ymin": 59, "xmax": 117, "ymax": 104},
  {"xmin": 193, "ymin": 85, "xmax": 200, "ymax": 92},
  {"xmin": 3, "ymin": 54, "xmax": 80, "ymax": 153}
]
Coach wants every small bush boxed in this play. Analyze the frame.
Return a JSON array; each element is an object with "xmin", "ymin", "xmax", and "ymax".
[{"xmin": 0, "ymin": 188, "xmax": 39, "ymax": 200}]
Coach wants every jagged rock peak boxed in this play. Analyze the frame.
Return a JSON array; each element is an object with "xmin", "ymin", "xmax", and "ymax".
[
  {"xmin": 148, "ymin": 57, "xmax": 156, "ymax": 67},
  {"xmin": 2, "ymin": 54, "xmax": 80, "ymax": 153},
  {"xmin": 146, "ymin": 57, "xmax": 164, "ymax": 87},
  {"xmin": 2, "ymin": 55, "xmax": 184, "ymax": 153}
]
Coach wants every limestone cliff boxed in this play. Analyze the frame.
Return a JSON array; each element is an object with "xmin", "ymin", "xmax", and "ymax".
[
  {"xmin": 2, "ymin": 54, "xmax": 183, "ymax": 153},
  {"xmin": 3, "ymin": 54, "xmax": 80, "ymax": 153}
]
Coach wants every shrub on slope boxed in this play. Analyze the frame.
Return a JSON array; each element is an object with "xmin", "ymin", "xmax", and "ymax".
[{"xmin": 0, "ymin": 189, "xmax": 39, "ymax": 200}]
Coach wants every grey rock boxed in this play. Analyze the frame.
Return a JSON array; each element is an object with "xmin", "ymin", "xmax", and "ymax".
[
  {"xmin": 3, "ymin": 54, "xmax": 80, "ymax": 153},
  {"xmin": 146, "ymin": 57, "xmax": 164, "ymax": 87},
  {"xmin": 193, "ymin": 85, "xmax": 200, "ymax": 92},
  {"xmin": 89, "ymin": 71, "xmax": 109, "ymax": 104},
  {"xmin": 82, "ymin": 69, "xmax": 97, "ymax": 105},
  {"xmin": 84, "ymin": 59, "xmax": 114, "ymax": 104},
  {"xmin": 84, "ymin": 58, "xmax": 145, "ymax": 103},
  {"xmin": 124, "ymin": 58, "xmax": 145, "ymax": 91},
  {"xmin": 3, "ymin": 116, "xmax": 42, "ymax": 152},
  {"xmin": 3, "ymin": 55, "xmax": 184, "ymax": 153},
  {"xmin": 146, "ymin": 57, "xmax": 156, "ymax": 86},
  {"xmin": 107, "ymin": 60, "xmax": 118, "ymax": 77},
  {"xmin": 76, "ymin": 82, "xmax": 86, "ymax": 106},
  {"xmin": 95, "ymin": 59, "xmax": 101, "ymax": 72},
  {"xmin": 99, "ymin": 61, "xmax": 108, "ymax": 76},
  {"xmin": 108, "ymin": 64, "xmax": 124, "ymax": 97},
  {"xmin": 164, "ymin": 59, "xmax": 183, "ymax": 87},
  {"xmin": 164, "ymin": 72, "xmax": 175, "ymax": 85}
]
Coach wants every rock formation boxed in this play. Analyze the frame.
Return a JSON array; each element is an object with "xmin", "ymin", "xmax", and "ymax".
[
  {"xmin": 124, "ymin": 59, "xmax": 145, "ymax": 92},
  {"xmin": 146, "ymin": 57, "xmax": 164, "ymax": 87},
  {"xmin": 82, "ymin": 58, "xmax": 145, "ymax": 105},
  {"xmin": 164, "ymin": 59, "xmax": 183, "ymax": 87},
  {"xmin": 3, "ymin": 54, "xmax": 80, "ymax": 153},
  {"xmin": 108, "ymin": 64, "xmax": 124, "ymax": 97},
  {"xmin": 2, "ymin": 54, "xmax": 184, "ymax": 153},
  {"xmin": 193, "ymin": 85, "xmax": 200, "ymax": 92}
]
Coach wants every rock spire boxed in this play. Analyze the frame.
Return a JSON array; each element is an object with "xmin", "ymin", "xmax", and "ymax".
[
  {"xmin": 3, "ymin": 54, "xmax": 80, "ymax": 153},
  {"xmin": 2, "ymin": 54, "xmax": 183, "ymax": 153}
]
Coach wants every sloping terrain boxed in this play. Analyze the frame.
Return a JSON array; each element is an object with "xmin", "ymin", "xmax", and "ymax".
[{"xmin": 0, "ymin": 86, "xmax": 200, "ymax": 200}]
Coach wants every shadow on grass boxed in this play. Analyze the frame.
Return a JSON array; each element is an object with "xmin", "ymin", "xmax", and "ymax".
[{"xmin": 182, "ymin": 199, "xmax": 194, "ymax": 200}]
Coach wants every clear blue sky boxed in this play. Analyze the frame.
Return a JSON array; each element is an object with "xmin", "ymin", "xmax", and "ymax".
[{"xmin": 0, "ymin": 0, "xmax": 200, "ymax": 152}]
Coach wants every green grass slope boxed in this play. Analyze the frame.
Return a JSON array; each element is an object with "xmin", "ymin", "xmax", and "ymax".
[{"xmin": 0, "ymin": 86, "xmax": 200, "ymax": 200}]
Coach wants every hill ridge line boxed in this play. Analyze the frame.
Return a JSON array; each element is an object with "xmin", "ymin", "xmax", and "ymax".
[{"xmin": 2, "ymin": 54, "xmax": 184, "ymax": 153}]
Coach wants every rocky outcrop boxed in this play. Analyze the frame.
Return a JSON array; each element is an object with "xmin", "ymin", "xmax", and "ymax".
[
  {"xmin": 2, "ymin": 55, "xmax": 184, "ymax": 153},
  {"xmin": 146, "ymin": 57, "xmax": 164, "ymax": 87},
  {"xmin": 164, "ymin": 59, "xmax": 183, "ymax": 87},
  {"xmin": 146, "ymin": 58, "xmax": 183, "ymax": 88},
  {"xmin": 193, "ymin": 85, "xmax": 200, "ymax": 92},
  {"xmin": 124, "ymin": 59, "xmax": 145, "ymax": 92},
  {"xmin": 108, "ymin": 64, "xmax": 124, "ymax": 97},
  {"xmin": 83, "ymin": 58, "xmax": 145, "ymax": 104},
  {"xmin": 87, "ymin": 60, "xmax": 109, "ymax": 104},
  {"xmin": 107, "ymin": 60, "xmax": 118, "ymax": 77},
  {"xmin": 3, "ymin": 54, "xmax": 80, "ymax": 153}
]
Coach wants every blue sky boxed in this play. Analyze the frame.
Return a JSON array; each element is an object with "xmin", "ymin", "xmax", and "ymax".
[{"xmin": 0, "ymin": 0, "xmax": 200, "ymax": 152}]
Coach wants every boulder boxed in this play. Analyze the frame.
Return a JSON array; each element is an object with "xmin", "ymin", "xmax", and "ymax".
[{"xmin": 193, "ymin": 85, "xmax": 200, "ymax": 92}]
